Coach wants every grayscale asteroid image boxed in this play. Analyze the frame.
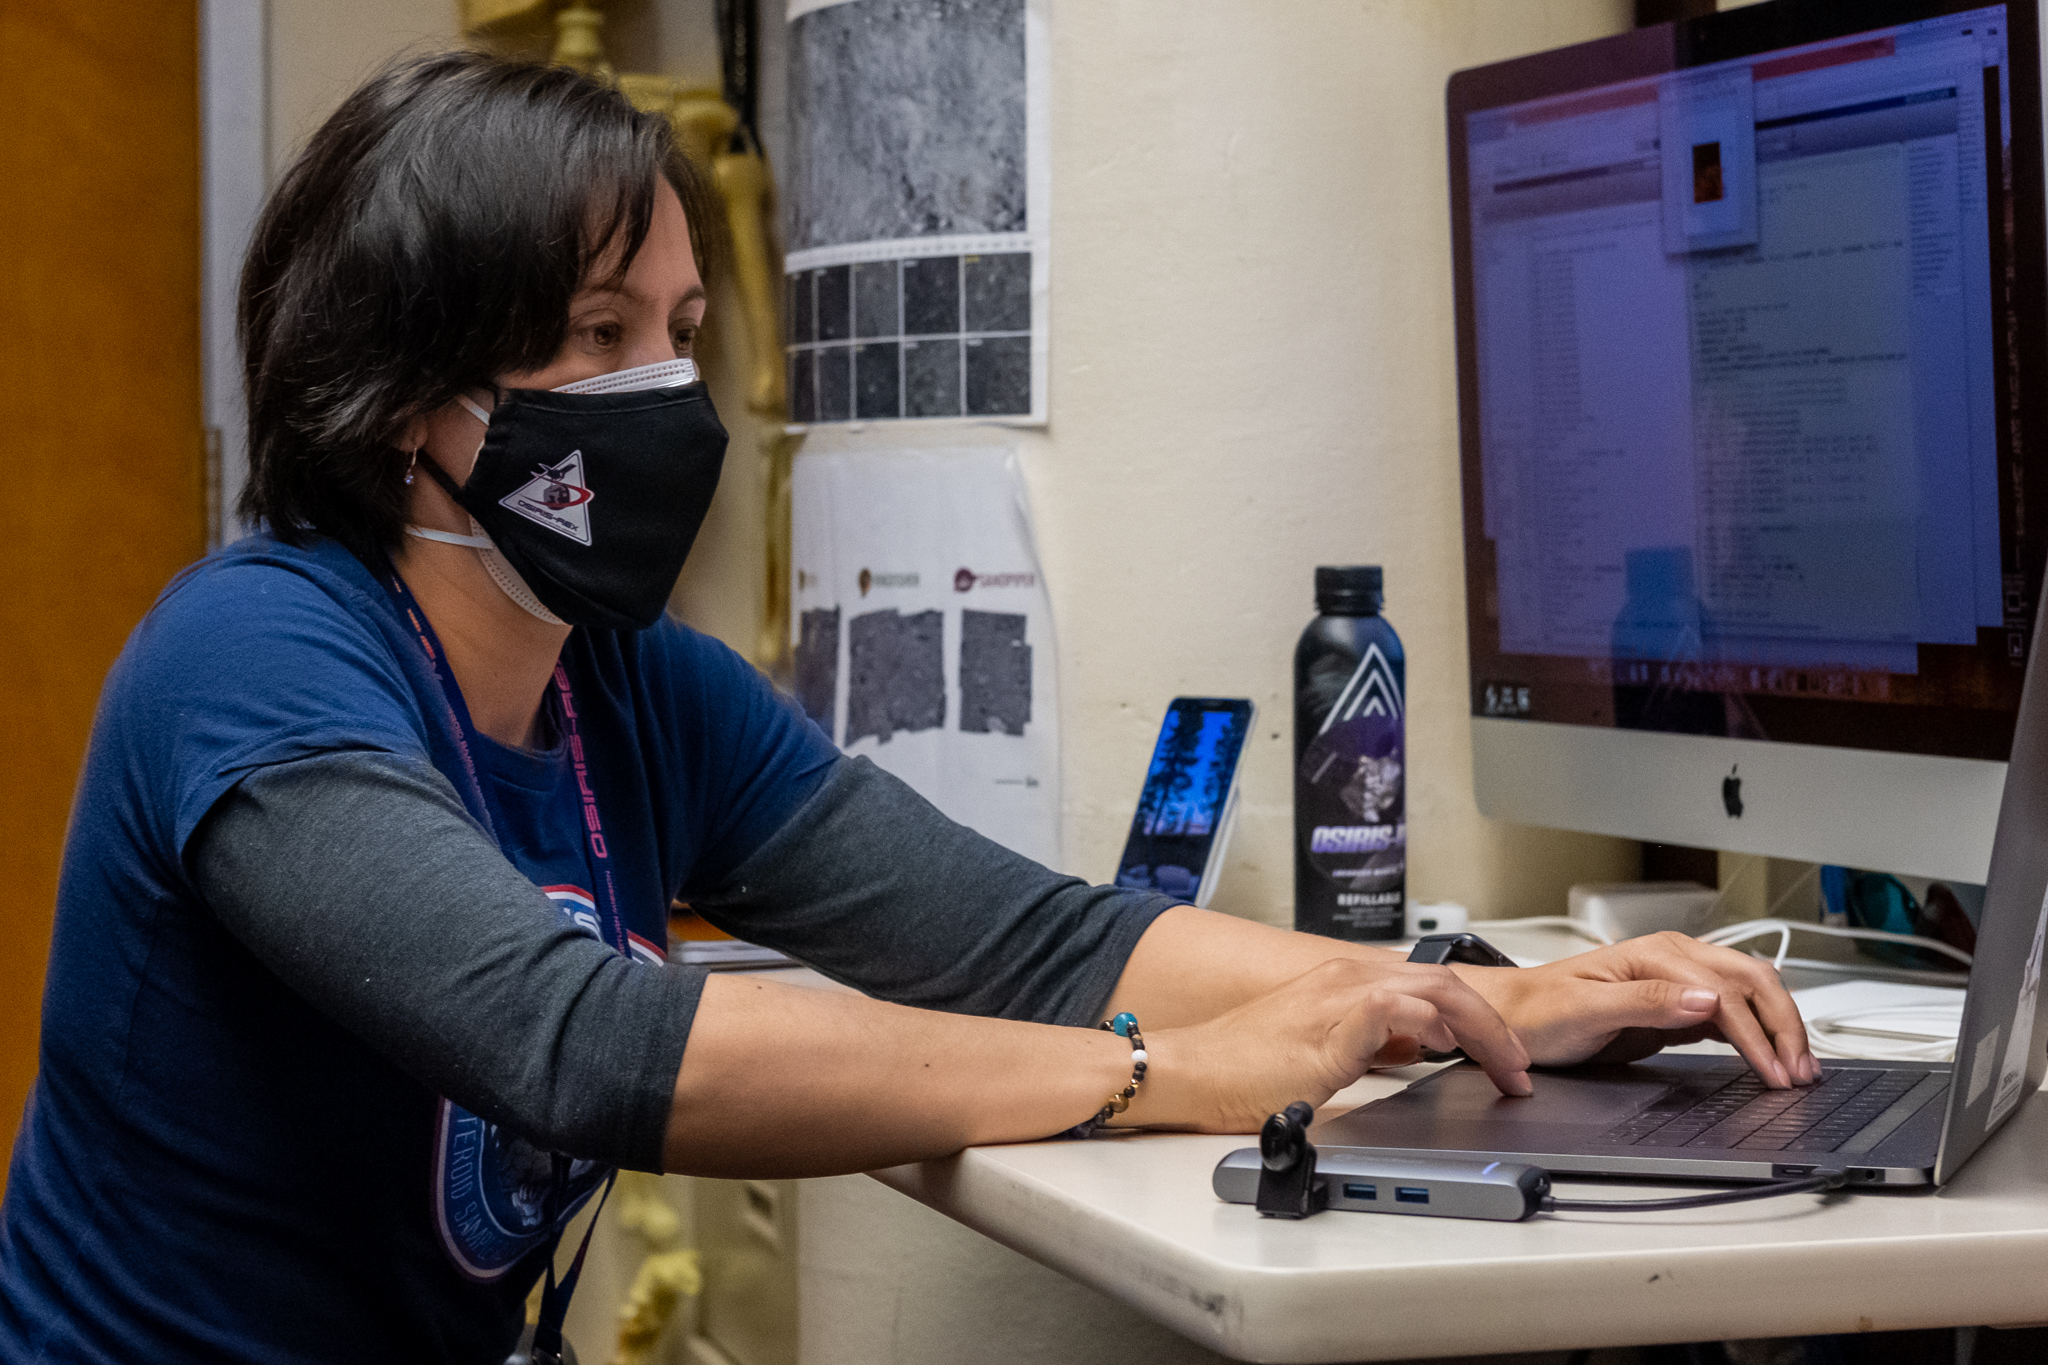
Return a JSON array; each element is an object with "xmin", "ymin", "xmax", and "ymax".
[
  {"xmin": 854, "ymin": 261, "xmax": 899, "ymax": 337},
  {"xmin": 789, "ymin": 271, "xmax": 816, "ymax": 343},
  {"xmin": 962, "ymin": 252, "xmax": 1030, "ymax": 332},
  {"xmin": 793, "ymin": 607, "xmax": 841, "ymax": 734},
  {"xmin": 902, "ymin": 256, "xmax": 961, "ymax": 335},
  {"xmin": 903, "ymin": 339, "xmax": 961, "ymax": 417},
  {"xmin": 958, "ymin": 610, "xmax": 1031, "ymax": 735},
  {"xmin": 815, "ymin": 265, "xmax": 853, "ymax": 342},
  {"xmin": 847, "ymin": 609, "xmax": 946, "ymax": 745},
  {"xmin": 854, "ymin": 342, "xmax": 901, "ymax": 420},
  {"xmin": 964, "ymin": 335, "xmax": 1029, "ymax": 416},
  {"xmin": 815, "ymin": 346, "xmax": 853, "ymax": 422},
  {"xmin": 788, "ymin": 0, "xmax": 1026, "ymax": 251}
]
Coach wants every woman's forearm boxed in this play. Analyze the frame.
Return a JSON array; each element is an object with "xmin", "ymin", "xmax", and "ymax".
[
  {"xmin": 664, "ymin": 941, "xmax": 1557, "ymax": 1176},
  {"xmin": 1103, "ymin": 905, "xmax": 1401, "ymax": 1027},
  {"xmin": 662, "ymin": 974, "xmax": 1145, "ymax": 1178}
]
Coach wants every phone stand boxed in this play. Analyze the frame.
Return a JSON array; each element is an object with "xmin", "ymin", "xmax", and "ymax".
[{"xmin": 1255, "ymin": 1101, "xmax": 1329, "ymax": 1219}]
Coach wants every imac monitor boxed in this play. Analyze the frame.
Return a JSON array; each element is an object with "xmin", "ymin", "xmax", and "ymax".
[{"xmin": 1448, "ymin": 0, "xmax": 2048, "ymax": 881}]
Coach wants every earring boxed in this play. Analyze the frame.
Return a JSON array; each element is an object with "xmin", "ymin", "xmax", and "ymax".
[{"xmin": 405, "ymin": 449, "xmax": 419, "ymax": 486}]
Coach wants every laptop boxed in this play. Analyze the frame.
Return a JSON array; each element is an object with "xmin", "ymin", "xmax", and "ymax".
[{"xmin": 1310, "ymin": 567, "xmax": 2048, "ymax": 1191}]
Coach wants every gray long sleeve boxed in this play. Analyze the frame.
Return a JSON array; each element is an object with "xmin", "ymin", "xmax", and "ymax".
[
  {"xmin": 188, "ymin": 750, "xmax": 1175, "ymax": 1173},
  {"xmin": 694, "ymin": 756, "xmax": 1178, "ymax": 1027},
  {"xmin": 190, "ymin": 750, "xmax": 700, "ymax": 1172}
]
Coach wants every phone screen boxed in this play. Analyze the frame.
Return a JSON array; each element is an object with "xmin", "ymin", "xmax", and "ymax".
[{"xmin": 1114, "ymin": 698, "xmax": 1255, "ymax": 903}]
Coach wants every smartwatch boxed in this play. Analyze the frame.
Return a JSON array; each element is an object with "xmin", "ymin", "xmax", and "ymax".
[{"xmin": 1407, "ymin": 932, "xmax": 1517, "ymax": 968}]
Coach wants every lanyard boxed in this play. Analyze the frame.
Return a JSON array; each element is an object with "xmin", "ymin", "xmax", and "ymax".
[
  {"xmin": 377, "ymin": 565, "xmax": 628, "ymax": 1347},
  {"xmin": 377, "ymin": 566, "xmax": 629, "ymax": 950},
  {"xmin": 531, "ymin": 1158, "xmax": 617, "ymax": 1365}
]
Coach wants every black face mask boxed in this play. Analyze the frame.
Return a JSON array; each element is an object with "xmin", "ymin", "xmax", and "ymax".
[{"xmin": 424, "ymin": 369, "xmax": 728, "ymax": 631}]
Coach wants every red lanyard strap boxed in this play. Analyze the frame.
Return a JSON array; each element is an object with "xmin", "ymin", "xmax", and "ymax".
[
  {"xmin": 378, "ymin": 566, "xmax": 629, "ymax": 952},
  {"xmin": 381, "ymin": 570, "xmax": 499, "ymax": 847},
  {"xmin": 550, "ymin": 663, "xmax": 626, "ymax": 953}
]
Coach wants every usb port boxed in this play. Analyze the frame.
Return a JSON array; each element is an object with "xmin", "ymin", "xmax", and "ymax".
[
  {"xmin": 1342, "ymin": 1183, "xmax": 1377, "ymax": 1201},
  {"xmin": 1395, "ymin": 1187, "xmax": 1430, "ymax": 1204}
]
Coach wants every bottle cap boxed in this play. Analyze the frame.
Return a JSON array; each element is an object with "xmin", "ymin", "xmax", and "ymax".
[{"xmin": 1315, "ymin": 565, "xmax": 1383, "ymax": 614}]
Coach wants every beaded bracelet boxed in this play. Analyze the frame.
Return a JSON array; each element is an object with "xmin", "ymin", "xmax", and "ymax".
[{"xmin": 1065, "ymin": 1012, "xmax": 1146, "ymax": 1139}]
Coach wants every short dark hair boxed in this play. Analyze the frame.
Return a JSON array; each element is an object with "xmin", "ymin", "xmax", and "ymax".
[{"xmin": 237, "ymin": 51, "xmax": 719, "ymax": 558}]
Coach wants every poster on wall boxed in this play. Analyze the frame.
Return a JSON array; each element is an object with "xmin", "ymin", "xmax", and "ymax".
[
  {"xmin": 783, "ymin": 0, "xmax": 1050, "ymax": 425},
  {"xmin": 790, "ymin": 448, "xmax": 1060, "ymax": 866}
]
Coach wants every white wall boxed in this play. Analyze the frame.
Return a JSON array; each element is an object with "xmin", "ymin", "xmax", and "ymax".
[
  {"xmin": 800, "ymin": 0, "xmax": 1641, "ymax": 922},
  {"xmin": 1044, "ymin": 0, "xmax": 1642, "ymax": 919},
  {"xmin": 268, "ymin": 0, "xmax": 464, "ymax": 178}
]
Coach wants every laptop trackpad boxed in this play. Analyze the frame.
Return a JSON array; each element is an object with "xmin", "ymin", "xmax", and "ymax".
[
  {"xmin": 1315, "ymin": 1061, "xmax": 1730, "ymax": 1147},
  {"xmin": 1422, "ymin": 1068, "xmax": 1665, "ymax": 1124}
]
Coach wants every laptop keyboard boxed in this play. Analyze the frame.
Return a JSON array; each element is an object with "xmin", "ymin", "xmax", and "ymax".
[{"xmin": 1600, "ymin": 1067, "xmax": 1942, "ymax": 1152}]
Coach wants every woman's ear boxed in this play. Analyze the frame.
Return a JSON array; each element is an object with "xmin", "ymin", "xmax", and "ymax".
[{"xmin": 396, "ymin": 413, "xmax": 431, "ymax": 454}]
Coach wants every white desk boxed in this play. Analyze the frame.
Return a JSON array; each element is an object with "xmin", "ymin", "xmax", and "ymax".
[
  {"xmin": 867, "ymin": 1074, "xmax": 2048, "ymax": 1361},
  {"xmin": 793, "ymin": 927, "xmax": 2048, "ymax": 1363}
]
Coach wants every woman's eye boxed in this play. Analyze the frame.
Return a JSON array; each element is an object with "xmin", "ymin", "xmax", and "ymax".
[
  {"xmin": 672, "ymin": 326, "xmax": 697, "ymax": 357},
  {"xmin": 590, "ymin": 322, "xmax": 622, "ymax": 349}
]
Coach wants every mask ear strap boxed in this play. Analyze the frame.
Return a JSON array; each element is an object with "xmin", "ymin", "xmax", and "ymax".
[
  {"xmin": 455, "ymin": 394, "xmax": 492, "ymax": 426},
  {"xmin": 405, "ymin": 525, "xmax": 495, "ymax": 549}
]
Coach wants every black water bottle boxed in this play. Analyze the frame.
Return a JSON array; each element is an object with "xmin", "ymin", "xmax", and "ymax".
[{"xmin": 1294, "ymin": 566, "xmax": 1407, "ymax": 941}]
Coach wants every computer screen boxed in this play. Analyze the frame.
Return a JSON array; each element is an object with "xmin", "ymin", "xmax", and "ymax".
[{"xmin": 1447, "ymin": 0, "xmax": 2048, "ymax": 880}]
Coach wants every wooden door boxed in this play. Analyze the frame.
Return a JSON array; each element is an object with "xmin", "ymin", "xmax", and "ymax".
[{"xmin": 0, "ymin": 3, "xmax": 205, "ymax": 1182}]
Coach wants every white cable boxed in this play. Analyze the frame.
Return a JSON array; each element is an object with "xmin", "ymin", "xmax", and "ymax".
[
  {"xmin": 1765, "ymin": 954, "xmax": 1969, "ymax": 985},
  {"xmin": 1802, "ymin": 1001, "xmax": 1964, "ymax": 1062},
  {"xmin": 1696, "ymin": 917, "xmax": 1973, "ymax": 969},
  {"xmin": 1723, "ymin": 919, "xmax": 1794, "ymax": 970},
  {"xmin": 1461, "ymin": 913, "xmax": 1966, "ymax": 970}
]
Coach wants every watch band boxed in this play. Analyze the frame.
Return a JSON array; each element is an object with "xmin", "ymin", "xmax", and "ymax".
[{"xmin": 1407, "ymin": 932, "xmax": 1517, "ymax": 968}]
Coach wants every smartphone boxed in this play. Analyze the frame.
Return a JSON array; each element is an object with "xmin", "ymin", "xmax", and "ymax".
[{"xmin": 1114, "ymin": 697, "xmax": 1256, "ymax": 909}]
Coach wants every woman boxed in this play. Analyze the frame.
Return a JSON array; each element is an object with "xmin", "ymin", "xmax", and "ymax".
[{"xmin": 0, "ymin": 52, "xmax": 1812, "ymax": 1364}]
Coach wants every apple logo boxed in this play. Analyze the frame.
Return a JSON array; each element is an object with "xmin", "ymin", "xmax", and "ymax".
[{"xmin": 1722, "ymin": 765, "xmax": 1743, "ymax": 819}]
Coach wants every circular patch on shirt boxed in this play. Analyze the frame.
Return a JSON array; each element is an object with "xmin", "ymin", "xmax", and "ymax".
[{"xmin": 432, "ymin": 1099, "xmax": 605, "ymax": 1281}]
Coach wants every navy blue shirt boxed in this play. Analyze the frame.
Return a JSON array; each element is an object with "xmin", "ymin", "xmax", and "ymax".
[{"xmin": 0, "ymin": 535, "xmax": 834, "ymax": 1362}]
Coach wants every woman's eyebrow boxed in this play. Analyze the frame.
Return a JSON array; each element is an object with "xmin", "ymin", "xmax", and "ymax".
[{"xmin": 571, "ymin": 282, "xmax": 707, "ymax": 310}]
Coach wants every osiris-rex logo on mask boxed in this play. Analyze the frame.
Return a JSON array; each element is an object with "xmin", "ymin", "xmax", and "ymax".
[{"xmin": 501, "ymin": 451, "xmax": 595, "ymax": 546}]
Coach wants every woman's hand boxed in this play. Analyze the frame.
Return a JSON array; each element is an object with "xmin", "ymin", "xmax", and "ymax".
[
  {"xmin": 1105, "ymin": 910, "xmax": 1820, "ymax": 1108},
  {"xmin": 1453, "ymin": 931, "xmax": 1819, "ymax": 1087},
  {"xmin": 1127, "ymin": 958, "xmax": 1535, "ymax": 1134}
]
